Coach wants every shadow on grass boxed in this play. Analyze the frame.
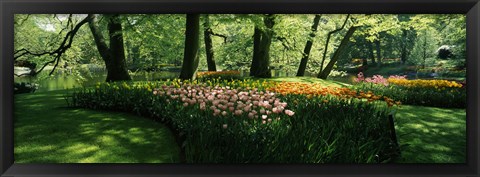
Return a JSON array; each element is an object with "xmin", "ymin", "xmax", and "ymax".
[
  {"xmin": 394, "ymin": 105, "xmax": 466, "ymax": 163},
  {"xmin": 14, "ymin": 90, "xmax": 180, "ymax": 163}
]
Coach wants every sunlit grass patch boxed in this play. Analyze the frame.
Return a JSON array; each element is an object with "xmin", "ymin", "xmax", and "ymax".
[{"xmin": 14, "ymin": 90, "xmax": 180, "ymax": 163}]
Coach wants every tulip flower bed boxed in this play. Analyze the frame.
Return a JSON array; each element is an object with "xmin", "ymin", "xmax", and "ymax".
[
  {"xmin": 353, "ymin": 73, "xmax": 466, "ymax": 108},
  {"xmin": 68, "ymin": 79, "xmax": 399, "ymax": 163},
  {"xmin": 267, "ymin": 82, "xmax": 400, "ymax": 107}
]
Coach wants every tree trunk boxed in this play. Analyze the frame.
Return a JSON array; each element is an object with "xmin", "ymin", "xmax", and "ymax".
[
  {"xmin": 400, "ymin": 29, "xmax": 408, "ymax": 64},
  {"xmin": 179, "ymin": 14, "xmax": 200, "ymax": 80},
  {"xmin": 319, "ymin": 14, "xmax": 350, "ymax": 74},
  {"xmin": 375, "ymin": 38, "xmax": 382, "ymax": 65},
  {"xmin": 250, "ymin": 14, "xmax": 275, "ymax": 78},
  {"xmin": 88, "ymin": 14, "xmax": 131, "ymax": 82},
  {"xmin": 422, "ymin": 31, "xmax": 427, "ymax": 68},
  {"xmin": 203, "ymin": 14, "xmax": 217, "ymax": 71},
  {"xmin": 250, "ymin": 26, "xmax": 262, "ymax": 76},
  {"xmin": 362, "ymin": 58, "xmax": 368, "ymax": 66},
  {"xmin": 368, "ymin": 41, "xmax": 376, "ymax": 64},
  {"xmin": 318, "ymin": 26, "xmax": 357, "ymax": 79},
  {"xmin": 106, "ymin": 15, "xmax": 131, "ymax": 82},
  {"xmin": 131, "ymin": 46, "xmax": 140, "ymax": 66},
  {"xmin": 296, "ymin": 14, "xmax": 321, "ymax": 76}
]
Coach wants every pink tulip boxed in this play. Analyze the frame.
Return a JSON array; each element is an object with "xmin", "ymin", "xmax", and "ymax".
[
  {"xmin": 272, "ymin": 107, "xmax": 279, "ymax": 114},
  {"xmin": 243, "ymin": 106, "xmax": 251, "ymax": 112},
  {"xmin": 183, "ymin": 102, "xmax": 189, "ymax": 107},
  {"xmin": 260, "ymin": 108, "xmax": 266, "ymax": 114},
  {"xmin": 234, "ymin": 110, "xmax": 243, "ymax": 116},
  {"xmin": 207, "ymin": 96, "xmax": 214, "ymax": 101},
  {"xmin": 285, "ymin": 110, "xmax": 295, "ymax": 116},
  {"xmin": 200, "ymin": 102, "xmax": 206, "ymax": 110},
  {"xmin": 222, "ymin": 111, "xmax": 228, "ymax": 116},
  {"xmin": 248, "ymin": 112, "xmax": 254, "ymax": 119},
  {"xmin": 262, "ymin": 115, "xmax": 267, "ymax": 120},
  {"xmin": 265, "ymin": 104, "xmax": 272, "ymax": 109}
]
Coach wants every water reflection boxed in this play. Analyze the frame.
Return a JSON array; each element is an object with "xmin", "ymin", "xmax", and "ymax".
[
  {"xmin": 14, "ymin": 69, "xmax": 332, "ymax": 93},
  {"xmin": 14, "ymin": 71, "xmax": 180, "ymax": 93}
]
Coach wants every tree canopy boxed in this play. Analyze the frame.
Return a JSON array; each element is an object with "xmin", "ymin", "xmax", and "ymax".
[{"xmin": 14, "ymin": 14, "xmax": 466, "ymax": 81}]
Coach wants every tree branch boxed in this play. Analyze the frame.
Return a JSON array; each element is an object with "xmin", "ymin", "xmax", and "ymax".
[
  {"xmin": 207, "ymin": 29, "xmax": 227, "ymax": 43},
  {"xmin": 15, "ymin": 14, "xmax": 30, "ymax": 26},
  {"xmin": 319, "ymin": 14, "xmax": 350, "ymax": 73},
  {"xmin": 14, "ymin": 14, "xmax": 91, "ymax": 76},
  {"xmin": 275, "ymin": 36, "xmax": 291, "ymax": 50},
  {"xmin": 87, "ymin": 14, "xmax": 111, "ymax": 62}
]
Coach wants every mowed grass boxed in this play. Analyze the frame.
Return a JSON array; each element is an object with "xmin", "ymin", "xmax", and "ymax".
[
  {"xmin": 393, "ymin": 105, "xmax": 466, "ymax": 163},
  {"xmin": 14, "ymin": 90, "xmax": 180, "ymax": 163}
]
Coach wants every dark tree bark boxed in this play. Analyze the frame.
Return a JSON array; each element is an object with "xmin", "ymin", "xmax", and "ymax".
[
  {"xmin": 296, "ymin": 14, "xmax": 321, "ymax": 77},
  {"xmin": 203, "ymin": 14, "xmax": 217, "ymax": 71},
  {"xmin": 250, "ymin": 14, "xmax": 275, "ymax": 78},
  {"xmin": 398, "ymin": 14, "xmax": 416, "ymax": 65},
  {"xmin": 422, "ymin": 31, "xmax": 428, "ymax": 68},
  {"xmin": 318, "ymin": 26, "xmax": 357, "ymax": 79},
  {"xmin": 368, "ymin": 41, "xmax": 376, "ymax": 65},
  {"xmin": 88, "ymin": 14, "xmax": 131, "ymax": 82},
  {"xmin": 362, "ymin": 58, "xmax": 368, "ymax": 67},
  {"xmin": 107, "ymin": 15, "xmax": 131, "ymax": 82},
  {"xmin": 374, "ymin": 38, "xmax": 382, "ymax": 65},
  {"xmin": 250, "ymin": 27, "xmax": 262, "ymax": 76},
  {"xmin": 179, "ymin": 14, "xmax": 201, "ymax": 80},
  {"xmin": 319, "ymin": 14, "xmax": 350, "ymax": 74},
  {"xmin": 400, "ymin": 29, "xmax": 408, "ymax": 64}
]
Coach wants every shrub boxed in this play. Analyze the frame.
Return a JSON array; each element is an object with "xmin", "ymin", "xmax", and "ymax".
[
  {"xmin": 14, "ymin": 82, "xmax": 38, "ymax": 94},
  {"xmin": 197, "ymin": 70, "xmax": 242, "ymax": 80}
]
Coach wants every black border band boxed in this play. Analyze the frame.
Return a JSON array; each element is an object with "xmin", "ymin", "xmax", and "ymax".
[{"xmin": 1, "ymin": 0, "xmax": 479, "ymax": 176}]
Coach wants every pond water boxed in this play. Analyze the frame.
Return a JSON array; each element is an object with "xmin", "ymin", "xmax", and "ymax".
[
  {"xmin": 14, "ymin": 71, "xmax": 180, "ymax": 92},
  {"xmin": 14, "ymin": 68, "xmax": 321, "ymax": 93}
]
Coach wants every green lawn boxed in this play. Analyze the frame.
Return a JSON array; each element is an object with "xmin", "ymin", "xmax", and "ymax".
[
  {"xmin": 14, "ymin": 90, "xmax": 180, "ymax": 163},
  {"xmin": 14, "ymin": 78, "xmax": 466, "ymax": 163},
  {"xmin": 393, "ymin": 105, "xmax": 466, "ymax": 163}
]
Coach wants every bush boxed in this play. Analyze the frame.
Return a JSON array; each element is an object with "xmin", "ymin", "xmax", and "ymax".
[
  {"xmin": 14, "ymin": 82, "xmax": 38, "ymax": 94},
  {"xmin": 68, "ymin": 79, "xmax": 399, "ymax": 163},
  {"xmin": 197, "ymin": 70, "xmax": 242, "ymax": 81}
]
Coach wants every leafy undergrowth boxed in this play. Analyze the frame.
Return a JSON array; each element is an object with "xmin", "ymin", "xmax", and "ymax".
[{"xmin": 14, "ymin": 90, "xmax": 180, "ymax": 163}]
